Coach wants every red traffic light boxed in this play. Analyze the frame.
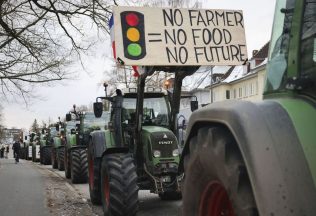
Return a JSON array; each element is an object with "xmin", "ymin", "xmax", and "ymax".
[{"xmin": 125, "ymin": 13, "xmax": 139, "ymax": 26}]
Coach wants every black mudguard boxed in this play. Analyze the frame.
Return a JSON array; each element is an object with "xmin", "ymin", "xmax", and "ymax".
[
  {"xmin": 180, "ymin": 100, "xmax": 316, "ymax": 216},
  {"xmin": 90, "ymin": 131, "xmax": 106, "ymax": 158}
]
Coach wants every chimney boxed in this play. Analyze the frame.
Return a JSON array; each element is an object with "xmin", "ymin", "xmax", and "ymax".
[{"xmin": 252, "ymin": 50, "xmax": 258, "ymax": 57}]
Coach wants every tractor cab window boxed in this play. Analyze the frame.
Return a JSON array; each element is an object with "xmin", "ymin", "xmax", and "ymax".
[
  {"xmin": 84, "ymin": 112, "xmax": 109, "ymax": 130},
  {"xmin": 143, "ymin": 97, "xmax": 169, "ymax": 126},
  {"xmin": 300, "ymin": 0, "xmax": 316, "ymax": 97},
  {"xmin": 49, "ymin": 127, "xmax": 57, "ymax": 137},
  {"xmin": 66, "ymin": 121, "xmax": 76, "ymax": 132},
  {"xmin": 266, "ymin": 0, "xmax": 295, "ymax": 91},
  {"xmin": 122, "ymin": 97, "xmax": 169, "ymax": 127}
]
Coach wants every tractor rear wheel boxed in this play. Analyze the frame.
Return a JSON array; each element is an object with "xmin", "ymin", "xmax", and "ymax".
[
  {"xmin": 51, "ymin": 148, "xmax": 58, "ymax": 169},
  {"xmin": 57, "ymin": 148, "xmax": 65, "ymax": 171},
  {"xmin": 101, "ymin": 153, "xmax": 138, "ymax": 216},
  {"xmin": 42, "ymin": 146, "xmax": 52, "ymax": 165},
  {"xmin": 88, "ymin": 139, "xmax": 102, "ymax": 205},
  {"xmin": 182, "ymin": 126, "xmax": 258, "ymax": 216},
  {"xmin": 70, "ymin": 149, "xmax": 88, "ymax": 184}
]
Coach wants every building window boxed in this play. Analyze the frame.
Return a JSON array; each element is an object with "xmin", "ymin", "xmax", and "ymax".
[
  {"xmin": 233, "ymin": 89, "xmax": 237, "ymax": 99},
  {"xmin": 226, "ymin": 90, "xmax": 230, "ymax": 99},
  {"xmin": 243, "ymin": 86, "xmax": 247, "ymax": 97},
  {"xmin": 238, "ymin": 88, "xmax": 242, "ymax": 98}
]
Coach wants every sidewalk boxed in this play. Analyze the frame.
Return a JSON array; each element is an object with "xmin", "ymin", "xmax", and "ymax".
[{"xmin": 0, "ymin": 158, "xmax": 50, "ymax": 216}]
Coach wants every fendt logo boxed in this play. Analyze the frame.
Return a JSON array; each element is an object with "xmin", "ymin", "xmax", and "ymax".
[
  {"xmin": 120, "ymin": 11, "xmax": 146, "ymax": 60},
  {"xmin": 163, "ymin": 133, "xmax": 168, "ymax": 139},
  {"xmin": 158, "ymin": 140, "xmax": 173, "ymax": 145}
]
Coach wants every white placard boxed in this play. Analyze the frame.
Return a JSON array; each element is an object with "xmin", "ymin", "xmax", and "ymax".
[{"xmin": 113, "ymin": 6, "xmax": 248, "ymax": 66}]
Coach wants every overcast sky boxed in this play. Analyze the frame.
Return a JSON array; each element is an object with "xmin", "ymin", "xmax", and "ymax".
[{"xmin": 3, "ymin": 0, "xmax": 276, "ymax": 130}]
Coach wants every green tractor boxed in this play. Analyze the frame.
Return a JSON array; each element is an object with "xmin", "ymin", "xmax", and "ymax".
[
  {"xmin": 39, "ymin": 127, "xmax": 56, "ymax": 165},
  {"xmin": 88, "ymin": 83, "xmax": 188, "ymax": 214},
  {"xmin": 24, "ymin": 132, "xmax": 35, "ymax": 160},
  {"xmin": 63, "ymin": 105, "xmax": 108, "ymax": 184},
  {"xmin": 31, "ymin": 133, "xmax": 41, "ymax": 162},
  {"xmin": 180, "ymin": 0, "xmax": 316, "ymax": 215},
  {"xmin": 51, "ymin": 118, "xmax": 66, "ymax": 170},
  {"xmin": 64, "ymin": 106, "xmax": 87, "ymax": 183}
]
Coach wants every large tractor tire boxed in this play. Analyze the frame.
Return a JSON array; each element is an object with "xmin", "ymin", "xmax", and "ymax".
[
  {"xmin": 88, "ymin": 140, "xmax": 102, "ymax": 205},
  {"xmin": 100, "ymin": 153, "xmax": 138, "ymax": 216},
  {"xmin": 51, "ymin": 148, "xmax": 58, "ymax": 169},
  {"xmin": 42, "ymin": 146, "xmax": 52, "ymax": 165},
  {"xmin": 64, "ymin": 149, "xmax": 71, "ymax": 179},
  {"xmin": 70, "ymin": 148, "xmax": 88, "ymax": 184},
  {"xmin": 57, "ymin": 147, "xmax": 65, "ymax": 171},
  {"xmin": 182, "ymin": 126, "xmax": 258, "ymax": 216}
]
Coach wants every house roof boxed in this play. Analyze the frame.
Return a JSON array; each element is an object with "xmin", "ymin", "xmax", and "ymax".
[{"xmin": 251, "ymin": 42, "xmax": 270, "ymax": 60}]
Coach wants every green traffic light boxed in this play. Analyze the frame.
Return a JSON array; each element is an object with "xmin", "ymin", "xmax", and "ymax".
[{"xmin": 127, "ymin": 43, "xmax": 142, "ymax": 57}]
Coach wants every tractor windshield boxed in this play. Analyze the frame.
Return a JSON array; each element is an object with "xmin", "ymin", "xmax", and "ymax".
[
  {"xmin": 66, "ymin": 121, "xmax": 76, "ymax": 131},
  {"xmin": 123, "ymin": 97, "xmax": 170, "ymax": 127},
  {"xmin": 266, "ymin": 0, "xmax": 316, "ymax": 97},
  {"xmin": 84, "ymin": 112, "xmax": 109, "ymax": 130},
  {"xmin": 49, "ymin": 127, "xmax": 58, "ymax": 137},
  {"xmin": 266, "ymin": 0, "xmax": 295, "ymax": 91}
]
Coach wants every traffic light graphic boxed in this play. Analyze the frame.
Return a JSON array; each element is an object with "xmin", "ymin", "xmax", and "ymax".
[{"xmin": 120, "ymin": 11, "xmax": 146, "ymax": 60}]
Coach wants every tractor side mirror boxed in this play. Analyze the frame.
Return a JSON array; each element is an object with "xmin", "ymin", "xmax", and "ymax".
[
  {"xmin": 190, "ymin": 101, "xmax": 199, "ymax": 112},
  {"xmin": 71, "ymin": 128, "xmax": 76, "ymax": 134},
  {"xmin": 25, "ymin": 136, "xmax": 28, "ymax": 140},
  {"xmin": 55, "ymin": 124, "xmax": 60, "ymax": 131},
  {"xmin": 66, "ymin": 113, "xmax": 72, "ymax": 121},
  {"xmin": 93, "ymin": 102, "xmax": 103, "ymax": 118}
]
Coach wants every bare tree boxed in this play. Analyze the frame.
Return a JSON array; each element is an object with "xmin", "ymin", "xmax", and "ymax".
[
  {"xmin": 0, "ymin": 105, "xmax": 4, "ymax": 142},
  {"xmin": 0, "ymin": 0, "xmax": 116, "ymax": 101}
]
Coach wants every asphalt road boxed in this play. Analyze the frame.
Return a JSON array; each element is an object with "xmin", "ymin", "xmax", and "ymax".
[
  {"xmin": 0, "ymin": 158, "xmax": 49, "ymax": 216},
  {"xmin": 0, "ymin": 153, "xmax": 181, "ymax": 216}
]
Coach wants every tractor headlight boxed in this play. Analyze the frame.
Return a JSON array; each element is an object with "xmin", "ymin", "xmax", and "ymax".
[
  {"xmin": 153, "ymin": 150, "xmax": 161, "ymax": 158},
  {"xmin": 172, "ymin": 149, "xmax": 179, "ymax": 157}
]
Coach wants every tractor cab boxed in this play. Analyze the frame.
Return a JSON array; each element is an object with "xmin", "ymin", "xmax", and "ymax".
[{"xmin": 265, "ymin": 0, "xmax": 316, "ymax": 99}]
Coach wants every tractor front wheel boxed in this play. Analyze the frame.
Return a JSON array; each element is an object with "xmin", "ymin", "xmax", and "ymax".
[
  {"xmin": 65, "ymin": 150, "xmax": 71, "ymax": 179},
  {"xmin": 57, "ymin": 148, "xmax": 65, "ymax": 171},
  {"xmin": 101, "ymin": 153, "xmax": 138, "ymax": 216},
  {"xmin": 70, "ymin": 149, "xmax": 88, "ymax": 184},
  {"xmin": 51, "ymin": 148, "xmax": 58, "ymax": 169},
  {"xmin": 182, "ymin": 126, "xmax": 258, "ymax": 216},
  {"xmin": 42, "ymin": 146, "xmax": 52, "ymax": 165},
  {"xmin": 88, "ymin": 139, "xmax": 102, "ymax": 205}
]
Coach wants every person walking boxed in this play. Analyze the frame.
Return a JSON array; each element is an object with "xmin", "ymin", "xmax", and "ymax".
[
  {"xmin": 12, "ymin": 140, "xmax": 21, "ymax": 163},
  {"xmin": 5, "ymin": 144, "xmax": 9, "ymax": 159},
  {"xmin": 0, "ymin": 144, "xmax": 4, "ymax": 158}
]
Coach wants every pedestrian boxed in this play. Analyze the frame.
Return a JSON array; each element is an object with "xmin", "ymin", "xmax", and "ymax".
[
  {"xmin": 0, "ymin": 144, "xmax": 4, "ymax": 158},
  {"xmin": 5, "ymin": 144, "xmax": 9, "ymax": 159},
  {"xmin": 12, "ymin": 140, "xmax": 21, "ymax": 163}
]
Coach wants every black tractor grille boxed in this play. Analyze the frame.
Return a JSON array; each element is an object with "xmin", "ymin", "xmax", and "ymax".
[{"xmin": 150, "ymin": 131, "xmax": 177, "ymax": 158}]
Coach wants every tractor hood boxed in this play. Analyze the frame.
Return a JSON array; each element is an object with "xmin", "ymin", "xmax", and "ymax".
[{"xmin": 142, "ymin": 126, "xmax": 179, "ymax": 158}]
